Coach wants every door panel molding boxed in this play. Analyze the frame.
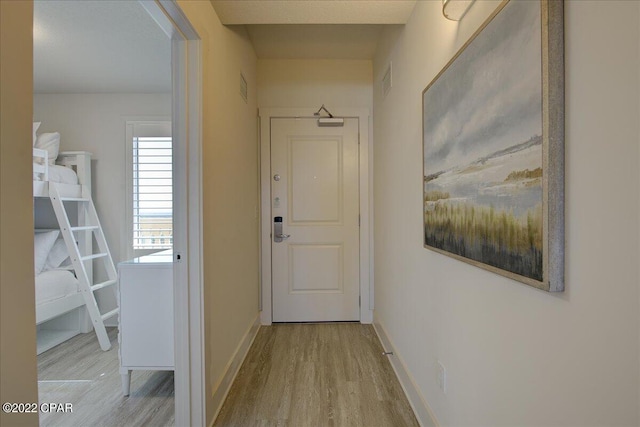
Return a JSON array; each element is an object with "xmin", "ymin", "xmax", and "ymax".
[
  {"xmin": 259, "ymin": 108, "xmax": 373, "ymax": 325},
  {"xmin": 289, "ymin": 243, "xmax": 344, "ymax": 294},
  {"xmin": 288, "ymin": 135, "xmax": 343, "ymax": 225}
]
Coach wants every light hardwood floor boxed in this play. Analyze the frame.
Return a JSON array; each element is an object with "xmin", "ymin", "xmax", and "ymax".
[
  {"xmin": 214, "ymin": 323, "xmax": 419, "ymax": 427},
  {"xmin": 38, "ymin": 328, "xmax": 174, "ymax": 427}
]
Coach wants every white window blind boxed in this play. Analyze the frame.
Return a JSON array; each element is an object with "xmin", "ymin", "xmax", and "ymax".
[{"xmin": 133, "ymin": 136, "xmax": 173, "ymax": 250}]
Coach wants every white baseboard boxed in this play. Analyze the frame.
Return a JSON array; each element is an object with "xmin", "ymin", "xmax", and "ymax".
[
  {"xmin": 373, "ymin": 320, "xmax": 439, "ymax": 427},
  {"xmin": 209, "ymin": 313, "xmax": 261, "ymax": 426}
]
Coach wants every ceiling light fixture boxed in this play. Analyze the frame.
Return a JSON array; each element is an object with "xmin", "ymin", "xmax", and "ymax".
[{"xmin": 442, "ymin": 0, "xmax": 475, "ymax": 21}]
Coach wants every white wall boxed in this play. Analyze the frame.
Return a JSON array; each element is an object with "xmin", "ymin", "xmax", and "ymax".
[
  {"xmin": 34, "ymin": 93, "xmax": 171, "ymax": 265},
  {"xmin": 373, "ymin": 1, "xmax": 640, "ymax": 426},
  {"xmin": 258, "ymin": 59, "xmax": 372, "ymax": 108},
  {"xmin": 176, "ymin": 3, "xmax": 259, "ymax": 424}
]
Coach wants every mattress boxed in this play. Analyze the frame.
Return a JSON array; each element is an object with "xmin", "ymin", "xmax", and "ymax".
[
  {"xmin": 35, "ymin": 270, "xmax": 80, "ymax": 305},
  {"xmin": 33, "ymin": 164, "xmax": 78, "ymax": 185}
]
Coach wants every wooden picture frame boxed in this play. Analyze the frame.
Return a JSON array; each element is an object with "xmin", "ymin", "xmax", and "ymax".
[{"xmin": 422, "ymin": 0, "xmax": 564, "ymax": 291}]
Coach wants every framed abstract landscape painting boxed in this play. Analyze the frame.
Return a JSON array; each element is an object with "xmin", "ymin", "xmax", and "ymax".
[{"xmin": 422, "ymin": 0, "xmax": 564, "ymax": 291}]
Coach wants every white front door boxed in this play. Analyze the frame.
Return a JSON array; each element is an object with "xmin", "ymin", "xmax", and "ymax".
[{"xmin": 271, "ymin": 117, "xmax": 360, "ymax": 322}]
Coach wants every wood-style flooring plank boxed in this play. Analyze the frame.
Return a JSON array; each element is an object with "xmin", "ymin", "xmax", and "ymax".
[
  {"xmin": 37, "ymin": 328, "xmax": 174, "ymax": 427},
  {"xmin": 214, "ymin": 323, "xmax": 419, "ymax": 427}
]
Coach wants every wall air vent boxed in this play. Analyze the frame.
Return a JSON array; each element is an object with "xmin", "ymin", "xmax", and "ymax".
[
  {"xmin": 240, "ymin": 72, "xmax": 248, "ymax": 103},
  {"xmin": 382, "ymin": 62, "xmax": 392, "ymax": 98}
]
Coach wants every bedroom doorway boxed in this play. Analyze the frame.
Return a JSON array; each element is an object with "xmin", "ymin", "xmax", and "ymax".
[{"xmin": 32, "ymin": 1, "xmax": 203, "ymax": 425}]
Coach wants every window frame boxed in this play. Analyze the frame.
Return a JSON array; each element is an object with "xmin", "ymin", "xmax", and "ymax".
[{"xmin": 125, "ymin": 120, "xmax": 172, "ymax": 260}]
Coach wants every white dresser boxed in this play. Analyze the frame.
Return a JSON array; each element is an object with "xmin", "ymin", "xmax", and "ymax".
[{"xmin": 118, "ymin": 250, "xmax": 174, "ymax": 396}]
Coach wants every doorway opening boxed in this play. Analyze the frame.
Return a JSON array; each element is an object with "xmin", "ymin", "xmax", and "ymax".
[
  {"xmin": 259, "ymin": 108, "xmax": 373, "ymax": 326},
  {"xmin": 32, "ymin": 1, "xmax": 203, "ymax": 425}
]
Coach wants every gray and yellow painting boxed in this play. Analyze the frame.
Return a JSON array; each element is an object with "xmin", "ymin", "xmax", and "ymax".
[{"xmin": 423, "ymin": 0, "xmax": 543, "ymax": 281}]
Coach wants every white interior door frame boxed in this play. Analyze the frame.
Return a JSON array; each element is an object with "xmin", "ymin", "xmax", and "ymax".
[
  {"xmin": 139, "ymin": 2, "xmax": 204, "ymax": 426},
  {"xmin": 259, "ymin": 107, "xmax": 373, "ymax": 325}
]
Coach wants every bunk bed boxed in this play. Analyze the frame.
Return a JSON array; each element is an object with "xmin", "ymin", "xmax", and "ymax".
[
  {"xmin": 33, "ymin": 147, "xmax": 117, "ymax": 354},
  {"xmin": 34, "ymin": 149, "xmax": 88, "ymax": 353}
]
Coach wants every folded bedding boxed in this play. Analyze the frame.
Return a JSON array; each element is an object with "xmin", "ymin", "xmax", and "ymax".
[
  {"xmin": 48, "ymin": 165, "xmax": 78, "ymax": 184},
  {"xmin": 35, "ymin": 270, "xmax": 79, "ymax": 305},
  {"xmin": 35, "ymin": 132, "xmax": 60, "ymax": 165},
  {"xmin": 32, "ymin": 164, "xmax": 78, "ymax": 184},
  {"xmin": 34, "ymin": 231, "xmax": 59, "ymax": 275},
  {"xmin": 34, "ymin": 232, "xmax": 72, "ymax": 274},
  {"xmin": 32, "ymin": 125, "xmax": 78, "ymax": 184}
]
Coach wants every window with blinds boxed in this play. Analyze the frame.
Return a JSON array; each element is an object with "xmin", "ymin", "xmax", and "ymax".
[{"xmin": 132, "ymin": 136, "xmax": 173, "ymax": 250}]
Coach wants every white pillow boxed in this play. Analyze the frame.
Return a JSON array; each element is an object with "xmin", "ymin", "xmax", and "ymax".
[
  {"xmin": 34, "ymin": 231, "xmax": 60, "ymax": 275},
  {"xmin": 33, "ymin": 122, "xmax": 41, "ymax": 146},
  {"xmin": 35, "ymin": 132, "xmax": 60, "ymax": 165},
  {"xmin": 43, "ymin": 237, "xmax": 71, "ymax": 271}
]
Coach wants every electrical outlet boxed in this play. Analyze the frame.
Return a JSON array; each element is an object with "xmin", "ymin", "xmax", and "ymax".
[{"xmin": 437, "ymin": 361, "xmax": 446, "ymax": 393}]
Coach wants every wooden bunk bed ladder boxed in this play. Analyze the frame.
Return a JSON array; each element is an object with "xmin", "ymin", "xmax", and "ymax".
[{"xmin": 49, "ymin": 182, "xmax": 118, "ymax": 351}]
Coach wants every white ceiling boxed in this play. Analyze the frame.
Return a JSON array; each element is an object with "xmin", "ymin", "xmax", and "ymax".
[
  {"xmin": 210, "ymin": 0, "xmax": 417, "ymax": 25},
  {"xmin": 33, "ymin": 1, "xmax": 416, "ymax": 92},
  {"xmin": 215, "ymin": 0, "xmax": 414, "ymax": 60},
  {"xmin": 34, "ymin": 1, "xmax": 171, "ymax": 94}
]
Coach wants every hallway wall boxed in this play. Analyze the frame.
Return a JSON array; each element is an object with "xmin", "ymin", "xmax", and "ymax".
[
  {"xmin": 177, "ymin": 2, "xmax": 259, "ymax": 425},
  {"xmin": 372, "ymin": 1, "xmax": 640, "ymax": 426},
  {"xmin": 257, "ymin": 59, "xmax": 372, "ymax": 109}
]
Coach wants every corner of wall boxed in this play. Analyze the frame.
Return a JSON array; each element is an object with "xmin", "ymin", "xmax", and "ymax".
[
  {"xmin": 208, "ymin": 314, "xmax": 261, "ymax": 426},
  {"xmin": 373, "ymin": 317, "xmax": 438, "ymax": 427},
  {"xmin": 177, "ymin": 2, "xmax": 259, "ymax": 425}
]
